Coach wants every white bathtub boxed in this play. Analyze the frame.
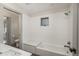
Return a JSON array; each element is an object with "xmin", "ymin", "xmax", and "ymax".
[
  {"xmin": 0, "ymin": 43, "xmax": 32, "ymax": 56},
  {"xmin": 22, "ymin": 40, "xmax": 71, "ymax": 56},
  {"xmin": 36, "ymin": 43, "xmax": 67, "ymax": 56}
]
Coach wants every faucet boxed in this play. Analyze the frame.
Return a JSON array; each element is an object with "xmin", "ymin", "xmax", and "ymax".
[{"xmin": 64, "ymin": 41, "xmax": 76, "ymax": 54}]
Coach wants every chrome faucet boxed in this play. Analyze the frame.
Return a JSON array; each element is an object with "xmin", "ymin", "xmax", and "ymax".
[{"xmin": 64, "ymin": 41, "xmax": 76, "ymax": 54}]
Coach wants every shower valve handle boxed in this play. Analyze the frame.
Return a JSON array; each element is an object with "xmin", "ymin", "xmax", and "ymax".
[{"xmin": 64, "ymin": 45, "xmax": 76, "ymax": 54}]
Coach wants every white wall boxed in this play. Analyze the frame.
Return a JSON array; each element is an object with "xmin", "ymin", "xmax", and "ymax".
[
  {"xmin": 28, "ymin": 11, "xmax": 72, "ymax": 47},
  {"xmin": 22, "ymin": 14, "xmax": 31, "ymax": 42}
]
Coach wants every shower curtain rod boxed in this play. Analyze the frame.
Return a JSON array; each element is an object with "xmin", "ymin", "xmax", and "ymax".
[{"xmin": 3, "ymin": 7, "xmax": 20, "ymax": 14}]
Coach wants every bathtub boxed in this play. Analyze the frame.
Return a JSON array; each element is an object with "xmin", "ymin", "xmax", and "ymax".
[
  {"xmin": 36, "ymin": 43, "xmax": 67, "ymax": 56},
  {"xmin": 22, "ymin": 40, "xmax": 71, "ymax": 56}
]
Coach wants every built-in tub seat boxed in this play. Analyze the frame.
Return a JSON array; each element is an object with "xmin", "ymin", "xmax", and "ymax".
[{"xmin": 22, "ymin": 40, "xmax": 41, "ymax": 54}]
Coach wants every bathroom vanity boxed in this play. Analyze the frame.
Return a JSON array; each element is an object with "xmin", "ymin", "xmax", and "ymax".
[{"xmin": 0, "ymin": 43, "xmax": 32, "ymax": 56}]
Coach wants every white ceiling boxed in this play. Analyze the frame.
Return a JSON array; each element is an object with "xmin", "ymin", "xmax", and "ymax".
[{"xmin": 2, "ymin": 3, "xmax": 71, "ymax": 16}]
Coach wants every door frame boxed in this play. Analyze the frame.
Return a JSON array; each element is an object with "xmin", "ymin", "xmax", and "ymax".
[{"xmin": 72, "ymin": 3, "xmax": 78, "ymax": 56}]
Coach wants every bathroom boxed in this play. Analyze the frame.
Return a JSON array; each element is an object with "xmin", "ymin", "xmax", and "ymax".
[
  {"xmin": 21, "ymin": 3, "xmax": 75, "ymax": 56},
  {"xmin": 0, "ymin": 3, "xmax": 78, "ymax": 56}
]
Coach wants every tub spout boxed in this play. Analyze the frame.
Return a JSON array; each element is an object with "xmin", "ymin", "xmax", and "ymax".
[{"xmin": 64, "ymin": 45, "xmax": 70, "ymax": 48}]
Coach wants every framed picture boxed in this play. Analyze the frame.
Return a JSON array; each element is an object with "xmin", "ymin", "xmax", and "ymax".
[{"xmin": 41, "ymin": 17, "xmax": 49, "ymax": 26}]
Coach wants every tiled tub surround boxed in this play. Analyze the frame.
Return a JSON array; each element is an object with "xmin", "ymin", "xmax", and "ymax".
[{"xmin": 0, "ymin": 43, "xmax": 32, "ymax": 56}]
